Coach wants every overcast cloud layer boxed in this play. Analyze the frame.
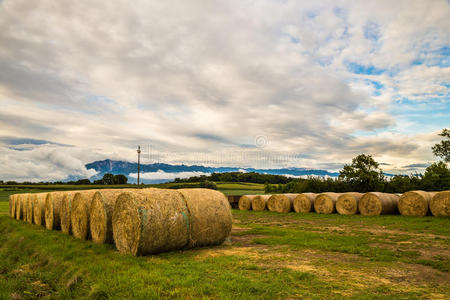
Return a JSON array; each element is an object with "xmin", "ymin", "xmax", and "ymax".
[{"xmin": 0, "ymin": 0, "xmax": 449, "ymax": 181}]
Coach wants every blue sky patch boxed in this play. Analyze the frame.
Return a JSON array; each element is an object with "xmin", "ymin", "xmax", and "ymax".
[{"xmin": 346, "ymin": 61, "xmax": 384, "ymax": 75}]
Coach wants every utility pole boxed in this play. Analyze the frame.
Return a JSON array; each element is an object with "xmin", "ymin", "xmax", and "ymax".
[{"xmin": 137, "ymin": 145, "xmax": 141, "ymax": 186}]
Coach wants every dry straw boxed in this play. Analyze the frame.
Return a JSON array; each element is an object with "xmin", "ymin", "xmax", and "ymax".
[
  {"xmin": 112, "ymin": 188, "xmax": 232, "ymax": 255},
  {"xmin": 251, "ymin": 195, "xmax": 271, "ymax": 211},
  {"xmin": 359, "ymin": 192, "xmax": 399, "ymax": 216},
  {"xmin": 293, "ymin": 193, "xmax": 318, "ymax": 213},
  {"xmin": 398, "ymin": 191, "xmax": 437, "ymax": 217},
  {"xmin": 238, "ymin": 195, "xmax": 255, "ymax": 210},
  {"xmin": 60, "ymin": 191, "xmax": 80, "ymax": 234},
  {"xmin": 314, "ymin": 193, "xmax": 341, "ymax": 214},
  {"xmin": 26, "ymin": 194, "xmax": 33, "ymax": 223},
  {"xmin": 71, "ymin": 190, "xmax": 98, "ymax": 239},
  {"xmin": 177, "ymin": 189, "xmax": 232, "ymax": 248},
  {"xmin": 267, "ymin": 194, "xmax": 292, "ymax": 212},
  {"xmin": 32, "ymin": 193, "xmax": 48, "ymax": 226},
  {"xmin": 90, "ymin": 189, "xmax": 131, "ymax": 244},
  {"xmin": 113, "ymin": 188, "xmax": 192, "ymax": 255},
  {"xmin": 45, "ymin": 192, "xmax": 66, "ymax": 230},
  {"xmin": 274, "ymin": 194, "xmax": 298, "ymax": 213},
  {"xmin": 336, "ymin": 193, "xmax": 364, "ymax": 215},
  {"xmin": 16, "ymin": 194, "xmax": 27, "ymax": 220},
  {"xmin": 429, "ymin": 190, "xmax": 449, "ymax": 217}
]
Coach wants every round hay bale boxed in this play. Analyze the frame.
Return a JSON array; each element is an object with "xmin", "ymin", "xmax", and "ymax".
[
  {"xmin": 314, "ymin": 193, "xmax": 341, "ymax": 214},
  {"xmin": 60, "ymin": 191, "xmax": 79, "ymax": 234},
  {"xmin": 267, "ymin": 195, "xmax": 285, "ymax": 212},
  {"xmin": 359, "ymin": 192, "xmax": 399, "ymax": 216},
  {"xmin": 26, "ymin": 194, "xmax": 34, "ymax": 223},
  {"xmin": 90, "ymin": 189, "xmax": 132, "ymax": 244},
  {"xmin": 251, "ymin": 195, "xmax": 271, "ymax": 211},
  {"xmin": 238, "ymin": 195, "xmax": 255, "ymax": 210},
  {"xmin": 16, "ymin": 194, "xmax": 27, "ymax": 220},
  {"xmin": 336, "ymin": 193, "xmax": 364, "ymax": 215},
  {"xmin": 45, "ymin": 192, "xmax": 66, "ymax": 230},
  {"xmin": 429, "ymin": 191, "xmax": 450, "ymax": 217},
  {"xmin": 32, "ymin": 193, "xmax": 48, "ymax": 226},
  {"xmin": 293, "ymin": 193, "xmax": 318, "ymax": 213},
  {"xmin": 71, "ymin": 190, "xmax": 98, "ymax": 240},
  {"xmin": 112, "ymin": 188, "xmax": 191, "ymax": 255},
  {"xmin": 273, "ymin": 194, "xmax": 298, "ymax": 213},
  {"xmin": 398, "ymin": 191, "xmax": 437, "ymax": 217},
  {"xmin": 177, "ymin": 189, "xmax": 232, "ymax": 248}
]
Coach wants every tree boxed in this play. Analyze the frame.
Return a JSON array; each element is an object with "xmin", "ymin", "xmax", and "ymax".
[
  {"xmin": 432, "ymin": 128, "xmax": 450, "ymax": 162},
  {"xmin": 339, "ymin": 154, "xmax": 385, "ymax": 192},
  {"xmin": 113, "ymin": 174, "xmax": 128, "ymax": 184},
  {"xmin": 75, "ymin": 179, "xmax": 91, "ymax": 185},
  {"xmin": 102, "ymin": 173, "xmax": 115, "ymax": 185},
  {"xmin": 199, "ymin": 180, "xmax": 218, "ymax": 190},
  {"xmin": 422, "ymin": 161, "xmax": 450, "ymax": 191}
]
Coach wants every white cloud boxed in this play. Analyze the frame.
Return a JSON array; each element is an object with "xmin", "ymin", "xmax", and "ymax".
[
  {"xmin": 0, "ymin": 0, "xmax": 448, "ymax": 181},
  {"xmin": 0, "ymin": 143, "xmax": 98, "ymax": 182}
]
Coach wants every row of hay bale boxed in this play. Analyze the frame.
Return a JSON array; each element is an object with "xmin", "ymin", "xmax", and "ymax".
[
  {"xmin": 238, "ymin": 190, "xmax": 449, "ymax": 217},
  {"xmin": 8, "ymin": 188, "xmax": 232, "ymax": 255}
]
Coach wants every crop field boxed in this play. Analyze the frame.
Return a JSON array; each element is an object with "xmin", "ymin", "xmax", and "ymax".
[{"xmin": 1, "ymin": 188, "xmax": 449, "ymax": 299}]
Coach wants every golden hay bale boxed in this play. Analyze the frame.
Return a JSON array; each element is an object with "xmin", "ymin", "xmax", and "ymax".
[
  {"xmin": 90, "ymin": 189, "xmax": 132, "ymax": 244},
  {"xmin": 273, "ymin": 194, "xmax": 298, "ymax": 213},
  {"xmin": 314, "ymin": 193, "xmax": 341, "ymax": 214},
  {"xmin": 26, "ymin": 194, "xmax": 34, "ymax": 223},
  {"xmin": 113, "ymin": 188, "xmax": 232, "ymax": 255},
  {"xmin": 251, "ymin": 195, "xmax": 271, "ymax": 211},
  {"xmin": 60, "ymin": 191, "xmax": 79, "ymax": 234},
  {"xmin": 429, "ymin": 191, "xmax": 450, "ymax": 217},
  {"xmin": 359, "ymin": 192, "xmax": 399, "ymax": 216},
  {"xmin": 293, "ymin": 193, "xmax": 318, "ymax": 213},
  {"xmin": 267, "ymin": 194, "xmax": 284, "ymax": 212},
  {"xmin": 113, "ymin": 188, "xmax": 192, "ymax": 255},
  {"xmin": 45, "ymin": 192, "xmax": 67, "ymax": 230},
  {"xmin": 238, "ymin": 195, "xmax": 255, "ymax": 210},
  {"xmin": 71, "ymin": 190, "xmax": 98, "ymax": 240},
  {"xmin": 177, "ymin": 189, "xmax": 232, "ymax": 248},
  {"xmin": 336, "ymin": 193, "xmax": 364, "ymax": 215},
  {"xmin": 16, "ymin": 194, "xmax": 27, "ymax": 220},
  {"xmin": 32, "ymin": 193, "xmax": 47, "ymax": 226},
  {"xmin": 398, "ymin": 191, "xmax": 437, "ymax": 217}
]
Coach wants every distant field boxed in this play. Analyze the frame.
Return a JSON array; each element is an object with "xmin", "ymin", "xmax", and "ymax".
[
  {"xmin": 0, "ymin": 202, "xmax": 448, "ymax": 299},
  {"xmin": 0, "ymin": 182, "xmax": 265, "ymax": 201}
]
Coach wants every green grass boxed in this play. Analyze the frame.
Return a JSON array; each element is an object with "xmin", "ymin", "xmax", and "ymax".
[{"xmin": 0, "ymin": 188, "xmax": 449, "ymax": 299}]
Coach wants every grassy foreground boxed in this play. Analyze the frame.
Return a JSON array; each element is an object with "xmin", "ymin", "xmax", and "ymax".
[{"xmin": 0, "ymin": 191, "xmax": 449, "ymax": 299}]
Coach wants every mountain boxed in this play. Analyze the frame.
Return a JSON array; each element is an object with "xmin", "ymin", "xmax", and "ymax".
[{"xmin": 85, "ymin": 159, "xmax": 339, "ymax": 183}]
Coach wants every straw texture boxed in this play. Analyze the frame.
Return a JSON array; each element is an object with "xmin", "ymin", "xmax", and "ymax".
[
  {"xmin": 314, "ymin": 193, "xmax": 341, "ymax": 214},
  {"xmin": 32, "ymin": 193, "xmax": 48, "ymax": 226},
  {"xmin": 336, "ymin": 193, "xmax": 363, "ymax": 215},
  {"xmin": 251, "ymin": 195, "xmax": 271, "ymax": 211},
  {"xmin": 429, "ymin": 191, "xmax": 449, "ymax": 217},
  {"xmin": 359, "ymin": 192, "xmax": 399, "ymax": 216},
  {"xmin": 398, "ymin": 191, "xmax": 436, "ymax": 217},
  {"xmin": 293, "ymin": 193, "xmax": 318, "ymax": 213}
]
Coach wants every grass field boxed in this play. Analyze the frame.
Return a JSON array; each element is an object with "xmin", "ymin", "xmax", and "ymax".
[{"xmin": 0, "ymin": 188, "xmax": 449, "ymax": 299}]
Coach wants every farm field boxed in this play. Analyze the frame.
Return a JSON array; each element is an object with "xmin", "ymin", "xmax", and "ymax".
[{"xmin": 1, "ymin": 189, "xmax": 449, "ymax": 299}]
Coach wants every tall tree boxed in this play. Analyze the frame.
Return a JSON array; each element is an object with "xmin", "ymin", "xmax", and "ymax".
[
  {"xmin": 432, "ymin": 128, "xmax": 450, "ymax": 162},
  {"xmin": 422, "ymin": 161, "xmax": 450, "ymax": 190},
  {"xmin": 339, "ymin": 154, "xmax": 385, "ymax": 192}
]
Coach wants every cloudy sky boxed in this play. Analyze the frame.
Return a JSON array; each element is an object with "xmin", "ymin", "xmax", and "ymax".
[{"xmin": 0, "ymin": 0, "xmax": 449, "ymax": 182}]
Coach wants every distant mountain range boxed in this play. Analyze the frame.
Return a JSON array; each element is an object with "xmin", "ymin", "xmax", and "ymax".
[{"xmin": 85, "ymin": 159, "xmax": 339, "ymax": 183}]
